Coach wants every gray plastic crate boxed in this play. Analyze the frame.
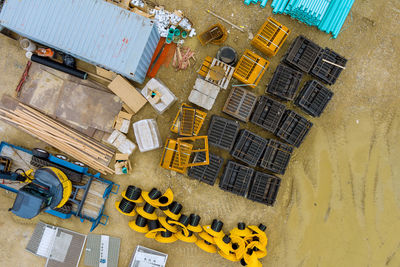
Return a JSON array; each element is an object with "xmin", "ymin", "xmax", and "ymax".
[
  {"xmin": 231, "ymin": 129, "xmax": 267, "ymax": 167},
  {"xmin": 207, "ymin": 115, "xmax": 240, "ymax": 151},
  {"xmin": 247, "ymin": 171, "xmax": 281, "ymax": 206},
  {"xmin": 188, "ymin": 152, "xmax": 224, "ymax": 185},
  {"xmin": 251, "ymin": 95, "xmax": 286, "ymax": 133},
  {"xmin": 219, "ymin": 160, "xmax": 254, "ymax": 197},
  {"xmin": 276, "ymin": 110, "xmax": 313, "ymax": 147},
  {"xmin": 259, "ymin": 139, "xmax": 293, "ymax": 175},
  {"xmin": 295, "ymin": 80, "xmax": 333, "ymax": 117},
  {"xmin": 223, "ymin": 87, "xmax": 257, "ymax": 122}
]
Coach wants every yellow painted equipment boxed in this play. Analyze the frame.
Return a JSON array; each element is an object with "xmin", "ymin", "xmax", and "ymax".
[
  {"xmin": 170, "ymin": 104, "xmax": 207, "ymax": 136},
  {"xmin": 198, "ymin": 56, "xmax": 213, "ymax": 77},
  {"xmin": 45, "ymin": 167, "xmax": 72, "ymax": 209},
  {"xmin": 251, "ymin": 17, "xmax": 290, "ymax": 57},
  {"xmin": 160, "ymin": 139, "xmax": 193, "ymax": 174},
  {"xmin": 177, "ymin": 136, "xmax": 210, "ymax": 167},
  {"xmin": 233, "ymin": 49, "xmax": 269, "ymax": 88},
  {"xmin": 198, "ymin": 23, "xmax": 228, "ymax": 46}
]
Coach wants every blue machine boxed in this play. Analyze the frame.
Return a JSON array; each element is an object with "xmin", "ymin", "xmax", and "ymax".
[{"xmin": 0, "ymin": 142, "xmax": 119, "ymax": 231}]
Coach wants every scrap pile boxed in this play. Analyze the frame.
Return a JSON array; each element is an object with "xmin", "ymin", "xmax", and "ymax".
[
  {"xmin": 116, "ymin": 185, "xmax": 268, "ymax": 266},
  {"xmin": 0, "ymin": 99, "xmax": 115, "ymax": 174}
]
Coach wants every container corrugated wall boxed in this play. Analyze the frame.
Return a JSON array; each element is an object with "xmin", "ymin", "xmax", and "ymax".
[{"xmin": 0, "ymin": 0, "xmax": 160, "ymax": 83}]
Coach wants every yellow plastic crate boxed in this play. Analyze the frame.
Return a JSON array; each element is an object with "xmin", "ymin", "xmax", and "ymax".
[
  {"xmin": 177, "ymin": 136, "xmax": 209, "ymax": 167},
  {"xmin": 171, "ymin": 104, "xmax": 207, "ymax": 136},
  {"xmin": 251, "ymin": 17, "xmax": 290, "ymax": 57},
  {"xmin": 160, "ymin": 138, "xmax": 193, "ymax": 173},
  {"xmin": 233, "ymin": 50, "xmax": 269, "ymax": 88}
]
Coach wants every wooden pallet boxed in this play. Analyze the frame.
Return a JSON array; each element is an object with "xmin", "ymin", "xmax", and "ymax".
[{"xmin": 205, "ymin": 58, "xmax": 235, "ymax": 90}]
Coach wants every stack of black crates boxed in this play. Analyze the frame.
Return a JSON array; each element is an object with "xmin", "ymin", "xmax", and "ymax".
[{"xmin": 188, "ymin": 34, "xmax": 347, "ymax": 208}]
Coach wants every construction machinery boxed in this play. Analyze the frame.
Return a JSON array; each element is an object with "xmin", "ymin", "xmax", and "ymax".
[{"xmin": 0, "ymin": 141, "xmax": 119, "ymax": 231}]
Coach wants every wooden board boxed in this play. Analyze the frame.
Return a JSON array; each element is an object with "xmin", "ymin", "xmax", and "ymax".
[
  {"xmin": 107, "ymin": 75, "xmax": 147, "ymax": 114},
  {"xmin": 18, "ymin": 63, "xmax": 122, "ymax": 133}
]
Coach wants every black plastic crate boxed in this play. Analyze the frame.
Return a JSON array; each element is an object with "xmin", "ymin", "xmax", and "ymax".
[
  {"xmin": 231, "ymin": 129, "xmax": 267, "ymax": 167},
  {"xmin": 251, "ymin": 95, "xmax": 286, "ymax": 133},
  {"xmin": 247, "ymin": 171, "xmax": 281, "ymax": 206},
  {"xmin": 259, "ymin": 139, "xmax": 293, "ymax": 175},
  {"xmin": 266, "ymin": 64, "xmax": 303, "ymax": 101},
  {"xmin": 311, "ymin": 48, "xmax": 347, "ymax": 85},
  {"xmin": 276, "ymin": 110, "xmax": 313, "ymax": 147},
  {"xmin": 223, "ymin": 87, "xmax": 257, "ymax": 122},
  {"xmin": 295, "ymin": 80, "xmax": 333, "ymax": 117},
  {"xmin": 219, "ymin": 160, "xmax": 254, "ymax": 197},
  {"xmin": 283, "ymin": 35, "xmax": 322, "ymax": 73},
  {"xmin": 188, "ymin": 152, "xmax": 224, "ymax": 186},
  {"xmin": 207, "ymin": 115, "xmax": 240, "ymax": 151}
]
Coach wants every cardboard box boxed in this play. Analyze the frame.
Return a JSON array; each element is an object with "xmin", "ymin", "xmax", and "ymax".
[
  {"xmin": 108, "ymin": 75, "xmax": 147, "ymax": 114},
  {"xmin": 115, "ymin": 153, "xmax": 132, "ymax": 175},
  {"xmin": 113, "ymin": 111, "xmax": 133, "ymax": 134}
]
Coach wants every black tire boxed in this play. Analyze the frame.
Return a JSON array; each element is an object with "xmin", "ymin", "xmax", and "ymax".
[
  {"xmin": 55, "ymin": 154, "xmax": 68, "ymax": 161},
  {"xmin": 53, "ymin": 203, "xmax": 72, "ymax": 214},
  {"xmin": 32, "ymin": 148, "xmax": 49, "ymax": 159}
]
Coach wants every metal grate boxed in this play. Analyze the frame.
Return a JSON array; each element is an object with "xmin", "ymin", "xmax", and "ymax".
[
  {"xmin": 247, "ymin": 171, "xmax": 281, "ymax": 206},
  {"xmin": 223, "ymin": 87, "xmax": 257, "ymax": 122},
  {"xmin": 188, "ymin": 152, "xmax": 224, "ymax": 185},
  {"xmin": 26, "ymin": 222, "xmax": 86, "ymax": 267},
  {"xmin": 231, "ymin": 129, "xmax": 267, "ymax": 167},
  {"xmin": 219, "ymin": 160, "xmax": 254, "ymax": 197},
  {"xmin": 276, "ymin": 110, "xmax": 313, "ymax": 147},
  {"xmin": 84, "ymin": 234, "xmax": 121, "ymax": 267},
  {"xmin": 310, "ymin": 48, "xmax": 347, "ymax": 85},
  {"xmin": 283, "ymin": 35, "xmax": 322, "ymax": 73},
  {"xmin": 207, "ymin": 115, "xmax": 240, "ymax": 151},
  {"xmin": 251, "ymin": 95, "xmax": 286, "ymax": 133},
  {"xmin": 295, "ymin": 80, "xmax": 334, "ymax": 117},
  {"xmin": 259, "ymin": 139, "xmax": 293, "ymax": 175},
  {"xmin": 266, "ymin": 64, "xmax": 303, "ymax": 101}
]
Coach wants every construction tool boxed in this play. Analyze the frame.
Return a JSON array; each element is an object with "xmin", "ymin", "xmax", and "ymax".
[{"xmin": 206, "ymin": 10, "xmax": 245, "ymax": 32}]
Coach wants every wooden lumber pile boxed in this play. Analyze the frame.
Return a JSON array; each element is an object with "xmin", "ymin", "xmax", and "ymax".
[{"xmin": 0, "ymin": 98, "xmax": 115, "ymax": 174}]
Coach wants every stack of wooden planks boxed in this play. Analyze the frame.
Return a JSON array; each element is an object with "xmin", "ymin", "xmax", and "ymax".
[{"xmin": 0, "ymin": 97, "xmax": 115, "ymax": 174}]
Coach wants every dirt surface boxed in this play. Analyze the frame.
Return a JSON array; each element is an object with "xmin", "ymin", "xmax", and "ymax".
[{"xmin": 0, "ymin": 0, "xmax": 400, "ymax": 266}]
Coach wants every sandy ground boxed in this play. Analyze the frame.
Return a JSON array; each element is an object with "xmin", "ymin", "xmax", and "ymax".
[{"xmin": 0, "ymin": 0, "xmax": 400, "ymax": 266}]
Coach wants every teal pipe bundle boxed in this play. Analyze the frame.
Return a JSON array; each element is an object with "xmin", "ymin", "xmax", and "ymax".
[{"xmin": 268, "ymin": 0, "xmax": 354, "ymax": 38}]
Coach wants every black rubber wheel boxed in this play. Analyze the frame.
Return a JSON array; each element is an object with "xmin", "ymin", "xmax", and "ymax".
[
  {"xmin": 32, "ymin": 148, "xmax": 49, "ymax": 159},
  {"xmin": 53, "ymin": 203, "xmax": 72, "ymax": 214},
  {"xmin": 55, "ymin": 154, "xmax": 68, "ymax": 161}
]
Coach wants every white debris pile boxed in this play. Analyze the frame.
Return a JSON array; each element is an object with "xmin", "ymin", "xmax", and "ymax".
[
  {"xmin": 149, "ymin": 7, "xmax": 196, "ymax": 38},
  {"xmin": 130, "ymin": 0, "xmax": 145, "ymax": 8}
]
